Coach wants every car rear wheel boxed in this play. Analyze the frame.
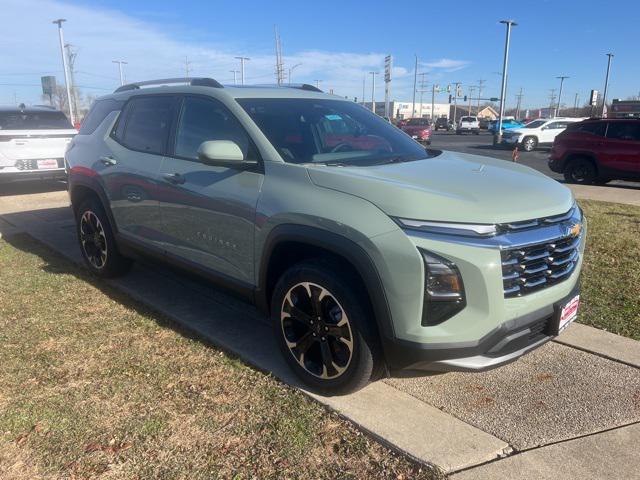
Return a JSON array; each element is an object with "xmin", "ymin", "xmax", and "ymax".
[
  {"xmin": 271, "ymin": 259, "xmax": 382, "ymax": 394},
  {"xmin": 522, "ymin": 136, "xmax": 538, "ymax": 152},
  {"xmin": 564, "ymin": 157, "xmax": 597, "ymax": 184},
  {"xmin": 76, "ymin": 198, "xmax": 132, "ymax": 278}
]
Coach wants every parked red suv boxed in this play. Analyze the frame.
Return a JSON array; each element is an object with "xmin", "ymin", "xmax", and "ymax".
[
  {"xmin": 549, "ymin": 118, "xmax": 640, "ymax": 184},
  {"xmin": 400, "ymin": 117, "xmax": 432, "ymax": 145}
]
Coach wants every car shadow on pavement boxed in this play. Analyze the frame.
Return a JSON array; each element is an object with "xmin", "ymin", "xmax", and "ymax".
[
  {"xmin": 1, "ymin": 226, "xmax": 313, "ymax": 393},
  {"xmin": 0, "ymin": 180, "xmax": 67, "ymax": 197}
]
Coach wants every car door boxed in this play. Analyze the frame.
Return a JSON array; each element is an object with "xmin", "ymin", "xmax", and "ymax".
[
  {"xmin": 157, "ymin": 95, "xmax": 264, "ymax": 285},
  {"xmin": 540, "ymin": 121, "xmax": 568, "ymax": 144},
  {"xmin": 602, "ymin": 121, "xmax": 640, "ymax": 175},
  {"xmin": 102, "ymin": 94, "xmax": 180, "ymax": 247}
]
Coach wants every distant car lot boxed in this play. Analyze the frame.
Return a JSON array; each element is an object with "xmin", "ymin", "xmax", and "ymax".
[{"xmin": 429, "ymin": 130, "xmax": 640, "ymax": 189}]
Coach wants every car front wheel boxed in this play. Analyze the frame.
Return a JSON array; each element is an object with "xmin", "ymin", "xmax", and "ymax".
[
  {"xmin": 522, "ymin": 136, "xmax": 538, "ymax": 152},
  {"xmin": 271, "ymin": 259, "xmax": 382, "ymax": 394}
]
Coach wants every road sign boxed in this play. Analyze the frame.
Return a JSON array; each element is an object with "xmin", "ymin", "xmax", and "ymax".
[
  {"xmin": 41, "ymin": 76, "xmax": 56, "ymax": 96},
  {"xmin": 384, "ymin": 55, "xmax": 392, "ymax": 83},
  {"xmin": 590, "ymin": 89, "xmax": 599, "ymax": 106}
]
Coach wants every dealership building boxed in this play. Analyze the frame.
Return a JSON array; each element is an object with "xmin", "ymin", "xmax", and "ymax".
[{"xmin": 364, "ymin": 101, "xmax": 452, "ymax": 120}]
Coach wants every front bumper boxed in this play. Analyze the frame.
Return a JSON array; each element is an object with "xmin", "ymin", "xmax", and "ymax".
[{"xmin": 385, "ymin": 284, "xmax": 578, "ymax": 374}]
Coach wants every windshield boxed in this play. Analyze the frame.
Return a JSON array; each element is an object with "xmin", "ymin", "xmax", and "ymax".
[
  {"xmin": 523, "ymin": 120, "xmax": 546, "ymax": 129},
  {"xmin": 0, "ymin": 110, "xmax": 73, "ymax": 130},
  {"xmin": 238, "ymin": 98, "xmax": 431, "ymax": 165},
  {"xmin": 461, "ymin": 117, "xmax": 476, "ymax": 122}
]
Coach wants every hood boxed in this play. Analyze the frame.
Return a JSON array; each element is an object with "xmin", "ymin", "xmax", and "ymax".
[{"xmin": 307, "ymin": 150, "xmax": 574, "ymax": 224}]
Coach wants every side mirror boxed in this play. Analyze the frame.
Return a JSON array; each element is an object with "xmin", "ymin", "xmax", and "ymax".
[{"xmin": 197, "ymin": 140, "xmax": 257, "ymax": 169}]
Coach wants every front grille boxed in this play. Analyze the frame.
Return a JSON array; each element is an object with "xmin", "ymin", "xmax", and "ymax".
[{"xmin": 501, "ymin": 234, "xmax": 580, "ymax": 297}]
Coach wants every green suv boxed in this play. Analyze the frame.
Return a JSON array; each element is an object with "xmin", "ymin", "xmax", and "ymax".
[{"xmin": 66, "ymin": 78, "xmax": 585, "ymax": 394}]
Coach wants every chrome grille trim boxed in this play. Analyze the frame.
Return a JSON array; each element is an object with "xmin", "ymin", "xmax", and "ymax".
[{"xmin": 501, "ymin": 233, "xmax": 581, "ymax": 298}]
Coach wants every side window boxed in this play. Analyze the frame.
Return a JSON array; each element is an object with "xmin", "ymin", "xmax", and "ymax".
[
  {"xmin": 174, "ymin": 96, "xmax": 253, "ymax": 160},
  {"xmin": 119, "ymin": 96, "xmax": 178, "ymax": 154},
  {"xmin": 575, "ymin": 122, "xmax": 606, "ymax": 136},
  {"xmin": 547, "ymin": 122, "xmax": 568, "ymax": 129},
  {"xmin": 79, "ymin": 99, "xmax": 124, "ymax": 135},
  {"xmin": 606, "ymin": 122, "xmax": 640, "ymax": 142}
]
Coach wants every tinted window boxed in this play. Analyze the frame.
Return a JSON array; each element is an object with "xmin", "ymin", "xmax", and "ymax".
[
  {"xmin": 121, "ymin": 96, "xmax": 178, "ymax": 154},
  {"xmin": 566, "ymin": 121, "xmax": 606, "ymax": 136},
  {"xmin": 606, "ymin": 122, "xmax": 640, "ymax": 141},
  {"xmin": 546, "ymin": 122, "xmax": 570, "ymax": 129},
  {"xmin": 524, "ymin": 120, "xmax": 546, "ymax": 129},
  {"xmin": 0, "ymin": 110, "xmax": 73, "ymax": 130},
  {"xmin": 174, "ymin": 96, "xmax": 253, "ymax": 160},
  {"xmin": 79, "ymin": 99, "xmax": 124, "ymax": 135},
  {"xmin": 406, "ymin": 118, "xmax": 430, "ymax": 126},
  {"xmin": 461, "ymin": 117, "xmax": 476, "ymax": 122},
  {"xmin": 239, "ymin": 98, "xmax": 430, "ymax": 165}
]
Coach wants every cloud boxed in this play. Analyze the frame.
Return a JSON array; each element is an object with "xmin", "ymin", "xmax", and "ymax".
[
  {"xmin": 1, "ymin": 0, "xmax": 406, "ymax": 104},
  {"xmin": 421, "ymin": 58, "xmax": 471, "ymax": 72}
]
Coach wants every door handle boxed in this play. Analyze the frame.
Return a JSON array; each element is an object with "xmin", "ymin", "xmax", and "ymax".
[
  {"xmin": 99, "ymin": 155, "xmax": 117, "ymax": 166},
  {"xmin": 163, "ymin": 173, "xmax": 186, "ymax": 185}
]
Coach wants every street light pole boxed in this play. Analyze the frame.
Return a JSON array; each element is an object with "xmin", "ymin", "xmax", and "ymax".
[
  {"xmin": 288, "ymin": 63, "xmax": 301, "ymax": 84},
  {"xmin": 230, "ymin": 70, "xmax": 238, "ymax": 85},
  {"xmin": 496, "ymin": 19, "xmax": 517, "ymax": 145},
  {"xmin": 112, "ymin": 60, "xmax": 128, "ymax": 86},
  {"xmin": 555, "ymin": 76, "xmax": 569, "ymax": 117},
  {"xmin": 602, "ymin": 53, "xmax": 614, "ymax": 117},
  {"xmin": 235, "ymin": 56, "xmax": 250, "ymax": 85},
  {"xmin": 412, "ymin": 54, "xmax": 418, "ymax": 118},
  {"xmin": 369, "ymin": 71, "xmax": 378, "ymax": 113},
  {"xmin": 52, "ymin": 19, "xmax": 75, "ymax": 125}
]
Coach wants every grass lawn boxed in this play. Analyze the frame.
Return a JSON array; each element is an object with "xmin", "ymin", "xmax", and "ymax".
[
  {"xmin": 0, "ymin": 235, "xmax": 440, "ymax": 480},
  {"xmin": 578, "ymin": 200, "xmax": 640, "ymax": 340}
]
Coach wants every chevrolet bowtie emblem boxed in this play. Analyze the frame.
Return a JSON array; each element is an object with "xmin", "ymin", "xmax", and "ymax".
[{"xmin": 566, "ymin": 222, "xmax": 582, "ymax": 238}]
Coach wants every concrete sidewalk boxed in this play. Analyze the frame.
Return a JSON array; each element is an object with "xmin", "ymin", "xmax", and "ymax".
[
  {"xmin": 567, "ymin": 183, "xmax": 640, "ymax": 206},
  {"xmin": 1, "ymin": 189, "xmax": 639, "ymax": 477}
]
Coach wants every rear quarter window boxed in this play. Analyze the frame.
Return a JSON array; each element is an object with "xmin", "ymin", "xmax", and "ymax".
[
  {"xmin": 569, "ymin": 122, "xmax": 607, "ymax": 137},
  {"xmin": 79, "ymin": 99, "xmax": 124, "ymax": 135}
]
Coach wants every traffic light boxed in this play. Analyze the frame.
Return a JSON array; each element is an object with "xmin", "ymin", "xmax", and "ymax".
[
  {"xmin": 456, "ymin": 85, "xmax": 462, "ymax": 97},
  {"xmin": 448, "ymin": 94, "xmax": 452, "ymax": 104},
  {"xmin": 447, "ymin": 84, "xmax": 451, "ymax": 93},
  {"xmin": 464, "ymin": 95, "xmax": 467, "ymax": 102}
]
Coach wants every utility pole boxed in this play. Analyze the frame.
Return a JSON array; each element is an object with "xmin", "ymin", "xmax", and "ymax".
[
  {"xmin": 602, "ymin": 53, "xmax": 614, "ymax": 116},
  {"xmin": 235, "ymin": 56, "xmax": 250, "ymax": 85},
  {"xmin": 468, "ymin": 86, "xmax": 476, "ymax": 116},
  {"xmin": 52, "ymin": 19, "xmax": 75, "ymax": 125},
  {"xmin": 417, "ymin": 72, "xmax": 427, "ymax": 117},
  {"xmin": 314, "ymin": 79, "xmax": 322, "ymax": 89},
  {"xmin": 452, "ymin": 82, "xmax": 461, "ymax": 123},
  {"xmin": 369, "ymin": 71, "xmax": 378, "ymax": 113},
  {"xmin": 549, "ymin": 89, "xmax": 557, "ymax": 116},
  {"xmin": 362, "ymin": 75, "xmax": 366, "ymax": 105},
  {"xmin": 477, "ymin": 79, "xmax": 486, "ymax": 114},
  {"xmin": 412, "ymin": 54, "xmax": 418, "ymax": 118},
  {"xmin": 274, "ymin": 26, "xmax": 285, "ymax": 85},
  {"xmin": 431, "ymin": 83, "xmax": 438, "ymax": 122},
  {"xmin": 515, "ymin": 88, "xmax": 524, "ymax": 120},
  {"xmin": 496, "ymin": 20, "xmax": 517, "ymax": 144},
  {"xmin": 64, "ymin": 43, "xmax": 78, "ymax": 119},
  {"xmin": 288, "ymin": 63, "xmax": 301, "ymax": 84},
  {"xmin": 230, "ymin": 70, "xmax": 238, "ymax": 85},
  {"xmin": 555, "ymin": 75, "xmax": 569, "ymax": 117},
  {"xmin": 573, "ymin": 93, "xmax": 579, "ymax": 116},
  {"xmin": 184, "ymin": 56, "xmax": 191, "ymax": 79},
  {"xmin": 112, "ymin": 60, "xmax": 128, "ymax": 86}
]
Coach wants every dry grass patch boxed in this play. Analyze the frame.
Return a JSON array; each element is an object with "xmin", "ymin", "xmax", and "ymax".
[{"xmin": 0, "ymin": 235, "xmax": 442, "ymax": 479}]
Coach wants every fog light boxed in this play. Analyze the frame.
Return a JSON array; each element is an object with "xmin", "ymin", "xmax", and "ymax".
[{"xmin": 420, "ymin": 250, "xmax": 466, "ymax": 326}]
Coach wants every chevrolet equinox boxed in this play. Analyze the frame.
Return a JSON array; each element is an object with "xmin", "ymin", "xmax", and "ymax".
[{"xmin": 66, "ymin": 78, "xmax": 585, "ymax": 394}]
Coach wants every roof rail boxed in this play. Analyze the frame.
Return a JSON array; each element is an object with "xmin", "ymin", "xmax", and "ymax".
[{"xmin": 114, "ymin": 77, "xmax": 223, "ymax": 93}]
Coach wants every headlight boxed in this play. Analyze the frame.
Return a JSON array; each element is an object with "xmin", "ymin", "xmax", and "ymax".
[{"xmin": 420, "ymin": 250, "xmax": 466, "ymax": 326}]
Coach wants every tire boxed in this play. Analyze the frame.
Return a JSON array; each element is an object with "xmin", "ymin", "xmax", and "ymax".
[
  {"xmin": 75, "ymin": 197, "xmax": 132, "ymax": 278},
  {"xmin": 521, "ymin": 136, "xmax": 538, "ymax": 152},
  {"xmin": 563, "ymin": 157, "xmax": 597, "ymax": 184},
  {"xmin": 595, "ymin": 178, "xmax": 611, "ymax": 185},
  {"xmin": 271, "ymin": 259, "xmax": 382, "ymax": 395},
  {"xmin": 473, "ymin": 130, "xmax": 480, "ymax": 135}
]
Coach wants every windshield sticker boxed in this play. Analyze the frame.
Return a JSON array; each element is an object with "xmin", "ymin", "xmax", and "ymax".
[{"xmin": 325, "ymin": 114, "xmax": 342, "ymax": 121}]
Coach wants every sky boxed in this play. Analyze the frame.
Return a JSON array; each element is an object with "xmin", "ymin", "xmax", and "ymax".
[{"xmin": 2, "ymin": 0, "xmax": 639, "ymax": 110}]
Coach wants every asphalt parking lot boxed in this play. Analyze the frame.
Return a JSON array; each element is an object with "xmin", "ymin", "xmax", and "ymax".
[{"xmin": 429, "ymin": 130, "xmax": 640, "ymax": 191}]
